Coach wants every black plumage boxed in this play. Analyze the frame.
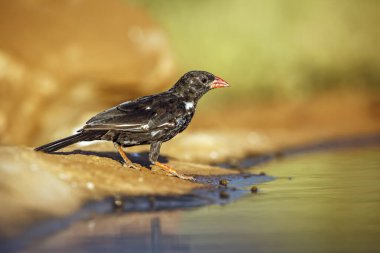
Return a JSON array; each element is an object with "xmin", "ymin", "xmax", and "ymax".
[{"xmin": 35, "ymin": 70, "xmax": 229, "ymax": 180}]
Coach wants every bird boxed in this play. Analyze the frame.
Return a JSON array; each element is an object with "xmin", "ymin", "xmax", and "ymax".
[{"xmin": 35, "ymin": 70, "xmax": 229, "ymax": 180}]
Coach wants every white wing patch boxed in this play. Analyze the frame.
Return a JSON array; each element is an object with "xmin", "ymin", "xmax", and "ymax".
[
  {"xmin": 184, "ymin": 101, "xmax": 194, "ymax": 110},
  {"xmin": 151, "ymin": 130, "xmax": 161, "ymax": 137}
]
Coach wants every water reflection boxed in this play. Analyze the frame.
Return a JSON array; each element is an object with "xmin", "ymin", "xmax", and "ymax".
[
  {"xmin": 21, "ymin": 212, "xmax": 190, "ymax": 253},
  {"xmin": 18, "ymin": 147, "xmax": 380, "ymax": 253}
]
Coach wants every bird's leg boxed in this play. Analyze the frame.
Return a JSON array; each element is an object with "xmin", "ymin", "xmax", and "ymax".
[
  {"xmin": 154, "ymin": 161, "xmax": 194, "ymax": 181},
  {"xmin": 149, "ymin": 142, "xmax": 194, "ymax": 180},
  {"xmin": 113, "ymin": 142, "xmax": 140, "ymax": 170}
]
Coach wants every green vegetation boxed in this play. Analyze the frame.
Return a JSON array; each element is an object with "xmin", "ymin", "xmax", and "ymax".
[{"xmin": 131, "ymin": 0, "xmax": 380, "ymax": 99}]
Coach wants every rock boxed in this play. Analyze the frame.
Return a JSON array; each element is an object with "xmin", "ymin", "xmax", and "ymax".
[
  {"xmin": 162, "ymin": 130, "xmax": 271, "ymax": 164},
  {"xmin": 219, "ymin": 190, "xmax": 230, "ymax": 199},
  {"xmin": 0, "ymin": 0, "xmax": 175, "ymax": 85},
  {"xmin": 0, "ymin": 146, "xmax": 236, "ymax": 236},
  {"xmin": 0, "ymin": 0, "xmax": 176, "ymax": 146},
  {"xmin": 250, "ymin": 186, "xmax": 258, "ymax": 193},
  {"xmin": 219, "ymin": 179, "xmax": 229, "ymax": 186}
]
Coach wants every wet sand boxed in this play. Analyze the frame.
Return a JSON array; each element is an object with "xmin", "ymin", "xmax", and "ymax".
[
  {"xmin": 7, "ymin": 147, "xmax": 380, "ymax": 253},
  {"xmin": 0, "ymin": 91, "xmax": 379, "ymax": 250}
]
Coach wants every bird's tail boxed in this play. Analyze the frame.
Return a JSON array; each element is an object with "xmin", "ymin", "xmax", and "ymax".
[{"xmin": 35, "ymin": 132, "xmax": 94, "ymax": 153}]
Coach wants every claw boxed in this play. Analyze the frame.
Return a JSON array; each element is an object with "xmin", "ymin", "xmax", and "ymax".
[
  {"xmin": 114, "ymin": 142, "xmax": 141, "ymax": 170},
  {"xmin": 123, "ymin": 162, "xmax": 140, "ymax": 170},
  {"xmin": 153, "ymin": 161, "xmax": 194, "ymax": 180},
  {"xmin": 166, "ymin": 172, "xmax": 194, "ymax": 180},
  {"xmin": 177, "ymin": 174, "xmax": 195, "ymax": 181}
]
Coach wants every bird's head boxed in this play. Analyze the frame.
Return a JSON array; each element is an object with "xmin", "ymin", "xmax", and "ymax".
[{"xmin": 171, "ymin": 70, "xmax": 229, "ymax": 100}]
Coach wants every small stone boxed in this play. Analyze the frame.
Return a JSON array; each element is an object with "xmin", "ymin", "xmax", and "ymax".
[
  {"xmin": 113, "ymin": 195, "xmax": 124, "ymax": 209},
  {"xmin": 250, "ymin": 186, "xmax": 258, "ymax": 193},
  {"xmin": 219, "ymin": 179, "xmax": 228, "ymax": 186},
  {"xmin": 259, "ymin": 172, "xmax": 266, "ymax": 176},
  {"xmin": 219, "ymin": 190, "xmax": 230, "ymax": 199}
]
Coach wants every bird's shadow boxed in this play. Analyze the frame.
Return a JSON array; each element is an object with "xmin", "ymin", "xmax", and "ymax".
[{"xmin": 53, "ymin": 150, "xmax": 168, "ymax": 168}]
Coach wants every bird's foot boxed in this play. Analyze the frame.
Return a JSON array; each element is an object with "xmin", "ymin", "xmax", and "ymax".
[
  {"xmin": 123, "ymin": 162, "xmax": 141, "ymax": 170},
  {"xmin": 154, "ymin": 161, "xmax": 195, "ymax": 181},
  {"xmin": 166, "ymin": 172, "xmax": 195, "ymax": 181},
  {"xmin": 114, "ymin": 143, "xmax": 140, "ymax": 170}
]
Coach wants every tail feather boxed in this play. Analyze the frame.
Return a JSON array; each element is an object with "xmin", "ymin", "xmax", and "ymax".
[{"xmin": 35, "ymin": 132, "xmax": 94, "ymax": 153}]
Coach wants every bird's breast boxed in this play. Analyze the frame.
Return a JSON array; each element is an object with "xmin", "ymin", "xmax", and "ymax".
[{"xmin": 176, "ymin": 111, "xmax": 194, "ymax": 133}]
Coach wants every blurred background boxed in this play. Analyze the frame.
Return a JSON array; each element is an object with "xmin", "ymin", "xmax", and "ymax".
[
  {"xmin": 1, "ymin": 2, "xmax": 380, "ymax": 248},
  {"xmin": 0, "ymin": 0, "xmax": 379, "ymax": 147},
  {"xmin": 138, "ymin": 0, "xmax": 380, "ymax": 98}
]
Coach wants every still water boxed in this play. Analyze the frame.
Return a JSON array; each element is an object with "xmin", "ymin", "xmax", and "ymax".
[{"xmin": 20, "ymin": 147, "xmax": 380, "ymax": 253}]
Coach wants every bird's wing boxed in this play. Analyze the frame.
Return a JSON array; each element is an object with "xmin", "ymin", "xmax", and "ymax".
[{"xmin": 83, "ymin": 94, "xmax": 178, "ymax": 132}]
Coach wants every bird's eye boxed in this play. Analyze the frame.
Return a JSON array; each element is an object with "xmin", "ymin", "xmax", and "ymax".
[{"xmin": 201, "ymin": 77, "xmax": 208, "ymax": 84}]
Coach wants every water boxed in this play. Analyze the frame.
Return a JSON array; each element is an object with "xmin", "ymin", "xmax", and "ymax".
[
  {"xmin": 181, "ymin": 148, "xmax": 380, "ymax": 253},
  {"xmin": 13, "ymin": 147, "xmax": 380, "ymax": 253}
]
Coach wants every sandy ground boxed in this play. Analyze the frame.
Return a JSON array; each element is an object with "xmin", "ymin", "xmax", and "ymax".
[{"xmin": 0, "ymin": 90, "xmax": 379, "ymax": 237}]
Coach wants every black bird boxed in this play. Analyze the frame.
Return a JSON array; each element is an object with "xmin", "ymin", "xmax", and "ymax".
[{"xmin": 35, "ymin": 70, "xmax": 229, "ymax": 180}]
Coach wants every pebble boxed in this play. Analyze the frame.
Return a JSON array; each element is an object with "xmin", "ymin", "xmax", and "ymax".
[
  {"xmin": 113, "ymin": 195, "xmax": 124, "ymax": 209},
  {"xmin": 250, "ymin": 186, "xmax": 258, "ymax": 193},
  {"xmin": 219, "ymin": 190, "xmax": 230, "ymax": 199},
  {"xmin": 219, "ymin": 179, "xmax": 228, "ymax": 186}
]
